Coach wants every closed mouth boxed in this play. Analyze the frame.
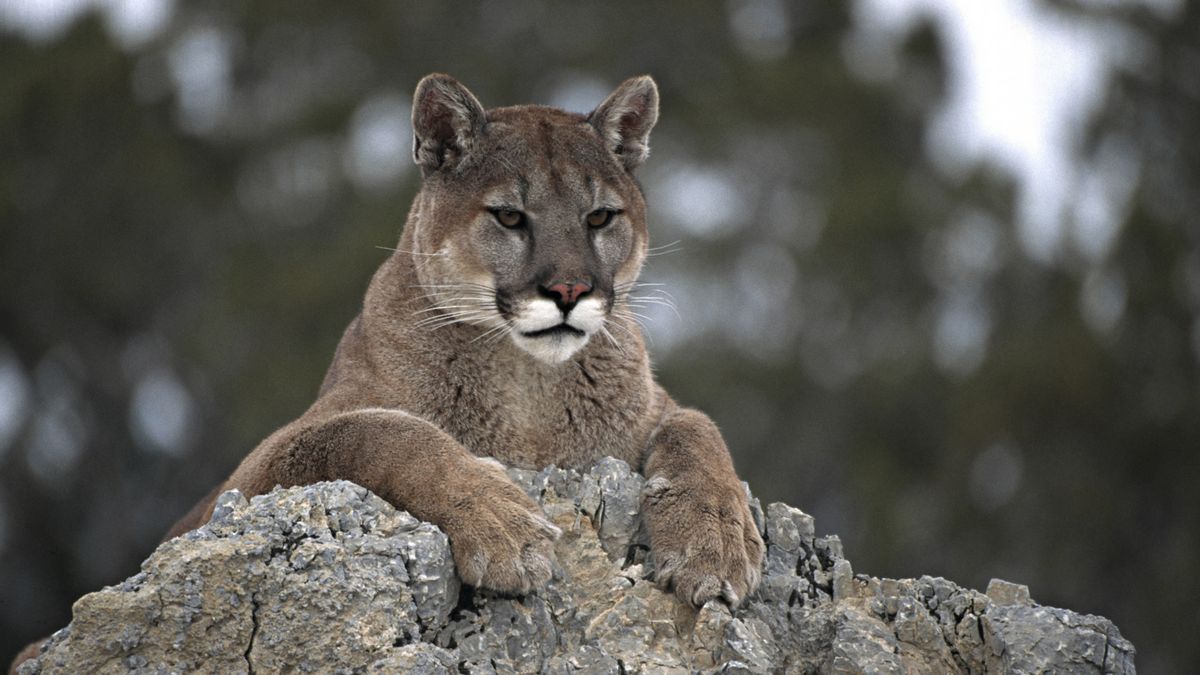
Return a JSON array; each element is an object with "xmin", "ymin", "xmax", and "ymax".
[{"xmin": 521, "ymin": 324, "xmax": 586, "ymax": 339}]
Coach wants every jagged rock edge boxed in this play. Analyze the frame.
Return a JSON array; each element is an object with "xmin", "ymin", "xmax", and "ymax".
[{"xmin": 18, "ymin": 460, "xmax": 1135, "ymax": 674}]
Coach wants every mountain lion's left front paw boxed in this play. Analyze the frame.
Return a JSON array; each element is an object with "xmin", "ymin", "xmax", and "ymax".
[{"xmin": 641, "ymin": 475, "xmax": 764, "ymax": 607}]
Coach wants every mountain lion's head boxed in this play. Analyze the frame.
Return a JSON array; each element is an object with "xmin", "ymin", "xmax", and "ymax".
[{"xmin": 405, "ymin": 74, "xmax": 658, "ymax": 364}]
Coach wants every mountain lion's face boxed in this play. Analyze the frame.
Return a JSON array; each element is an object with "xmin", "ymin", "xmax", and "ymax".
[{"xmin": 407, "ymin": 76, "xmax": 658, "ymax": 363}]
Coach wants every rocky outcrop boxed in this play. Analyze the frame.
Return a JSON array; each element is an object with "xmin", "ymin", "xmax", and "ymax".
[{"xmin": 19, "ymin": 458, "xmax": 1135, "ymax": 673}]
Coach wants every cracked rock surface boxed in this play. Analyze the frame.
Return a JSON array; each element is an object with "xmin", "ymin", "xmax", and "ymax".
[{"xmin": 20, "ymin": 458, "xmax": 1135, "ymax": 674}]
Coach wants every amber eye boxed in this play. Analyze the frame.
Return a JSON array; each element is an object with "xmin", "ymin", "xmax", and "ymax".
[
  {"xmin": 587, "ymin": 209, "xmax": 618, "ymax": 228},
  {"xmin": 491, "ymin": 208, "xmax": 525, "ymax": 228}
]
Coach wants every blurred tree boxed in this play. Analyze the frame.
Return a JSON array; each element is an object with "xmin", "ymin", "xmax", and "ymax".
[{"xmin": 0, "ymin": 0, "xmax": 1195, "ymax": 670}]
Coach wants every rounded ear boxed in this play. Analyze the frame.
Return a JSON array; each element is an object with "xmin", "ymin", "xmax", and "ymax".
[
  {"xmin": 588, "ymin": 75, "xmax": 659, "ymax": 171},
  {"xmin": 411, "ymin": 74, "xmax": 486, "ymax": 173}
]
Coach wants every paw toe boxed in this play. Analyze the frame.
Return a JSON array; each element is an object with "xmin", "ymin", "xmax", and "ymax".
[
  {"xmin": 642, "ymin": 476, "xmax": 673, "ymax": 499},
  {"xmin": 720, "ymin": 579, "xmax": 741, "ymax": 606},
  {"xmin": 521, "ymin": 548, "xmax": 554, "ymax": 586},
  {"xmin": 461, "ymin": 549, "xmax": 489, "ymax": 587},
  {"xmin": 654, "ymin": 552, "xmax": 682, "ymax": 589},
  {"xmin": 685, "ymin": 574, "xmax": 723, "ymax": 607}
]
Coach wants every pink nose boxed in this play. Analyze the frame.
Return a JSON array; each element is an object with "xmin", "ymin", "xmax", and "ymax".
[{"xmin": 545, "ymin": 280, "xmax": 592, "ymax": 306}]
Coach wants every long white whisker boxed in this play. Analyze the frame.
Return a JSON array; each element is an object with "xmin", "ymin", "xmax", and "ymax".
[
  {"xmin": 377, "ymin": 246, "xmax": 448, "ymax": 257},
  {"xmin": 624, "ymin": 296, "xmax": 675, "ymax": 305},
  {"xmin": 625, "ymin": 299, "xmax": 679, "ymax": 314},
  {"xmin": 620, "ymin": 292, "xmax": 671, "ymax": 303},
  {"xmin": 415, "ymin": 311, "xmax": 494, "ymax": 329},
  {"xmin": 625, "ymin": 291, "xmax": 680, "ymax": 319},
  {"xmin": 416, "ymin": 309, "xmax": 492, "ymax": 324},
  {"xmin": 646, "ymin": 240, "xmax": 681, "ymax": 253},
  {"xmin": 607, "ymin": 313, "xmax": 645, "ymax": 337},
  {"xmin": 633, "ymin": 287, "xmax": 676, "ymax": 299},
  {"xmin": 484, "ymin": 327, "xmax": 510, "ymax": 347},
  {"xmin": 610, "ymin": 310, "xmax": 650, "ymax": 333},
  {"xmin": 626, "ymin": 300, "xmax": 677, "ymax": 310},
  {"xmin": 408, "ymin": 283, "xmax": 496, "ymax": 291},
  {"xmin": 472, "ymin": 321, "xmax": 511, "ymax": 344},
  {"xmin": 418, "ymin": 291, "xmax": 489, "ymax": 299},
  {"xmin": 626, "ymin": 310, "xmax": 655, "ymax": 323},
  {"xmin": 414, "ymin": 307, "xmax": 488, "ymax": 320},
  {"xmin": 413, "ymin": 302, "xmax": 495, "ymax": 315},
  {"xmin": 421, "ymin": 297, "xmax": 495, "ymax": 304},
  {"xmin": 599, "ymin": 326, "xmax": 626, "ymax": 356}
]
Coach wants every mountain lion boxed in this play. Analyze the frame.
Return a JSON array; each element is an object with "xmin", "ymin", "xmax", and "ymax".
[
  {"xmin": 182, "ymin": 72, "xmax": 762, "ymax": 605},
  {"xmin": 12, "ymin": 74, "xmax": 765, "ymax": 671}
]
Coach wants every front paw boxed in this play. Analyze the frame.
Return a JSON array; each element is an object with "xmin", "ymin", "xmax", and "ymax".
[
  {"xmin": 443, "ymin": 461, "xmax": 561, "ymax": 595},
  {"xmin": 642, "ymin": 476, "xmax": 764, "ymax": 607}
]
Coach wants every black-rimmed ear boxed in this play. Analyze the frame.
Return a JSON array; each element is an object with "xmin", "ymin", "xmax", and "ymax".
[
  {"xmin": 588, "ymin": 75, "xmax": 659, "ymax": 171},
  {"xmin": 412, "ymin": 74, "xmax": 486, "ymax": 173}
]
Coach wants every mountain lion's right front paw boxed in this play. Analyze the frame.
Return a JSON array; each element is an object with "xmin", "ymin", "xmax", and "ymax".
[{"xmin": 443, "ymin": 464, "xmax": 561, "ymax": 595}]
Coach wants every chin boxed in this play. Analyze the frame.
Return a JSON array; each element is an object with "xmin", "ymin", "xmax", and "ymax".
[{"xmin": 511, "ymin": 331, "xmax": 592, "ymax": 364}]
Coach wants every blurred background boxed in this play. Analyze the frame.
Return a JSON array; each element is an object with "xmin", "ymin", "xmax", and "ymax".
[{"xmin": 0, "ymin": 0, "xmax": 1196, "ymax": 670}]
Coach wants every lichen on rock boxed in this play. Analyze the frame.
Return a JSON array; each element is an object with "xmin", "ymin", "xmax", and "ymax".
[{"xmin": 19, "ymin": 458, "xmax": 1136, "ymax": 674}]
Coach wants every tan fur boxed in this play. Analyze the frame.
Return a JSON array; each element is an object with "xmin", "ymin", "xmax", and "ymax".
[
  {"xmin": 8, "ymin": 74, "xmax": 765, "ymax": 673},
  {"xmin": 180, "ymin": 72, "xmax": 762, "ymax": 602}
]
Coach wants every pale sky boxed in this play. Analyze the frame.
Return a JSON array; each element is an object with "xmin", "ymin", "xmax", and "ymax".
[{"xmin": 851, "ymin": 0, "xmax": 1173, "ymax": 263}]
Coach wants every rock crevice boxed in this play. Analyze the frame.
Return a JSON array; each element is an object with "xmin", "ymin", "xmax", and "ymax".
[{"xmin": 20, "ymin": 458, "xmax": 1135, "ymax": 674}]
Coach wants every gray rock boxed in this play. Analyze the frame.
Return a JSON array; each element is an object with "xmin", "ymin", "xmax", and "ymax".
[
  {"xmin": 983, "ymin": 604, "xmax": 1136, "ymax": 674},
  {"xmin": 18, "ymin": 459, "xmax": 1137, "ymax": 674},
  {"xmin": 764, "ymin": 502, "xmax": 814, "ymax": 576},
  {"xmin": 831, "ymin": 559, "xmax": 854, "ymax": 602},
  {"xmin": 985, "ymin": 578, "xmax": 1032, "ymax": 607},
  {"xmin": 369, "ymin": 643, "xmax": 459, "ymax": 673},
  {"xmin": 828, "ymin": 607, "xmax": 905, "ymax": 674}
]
